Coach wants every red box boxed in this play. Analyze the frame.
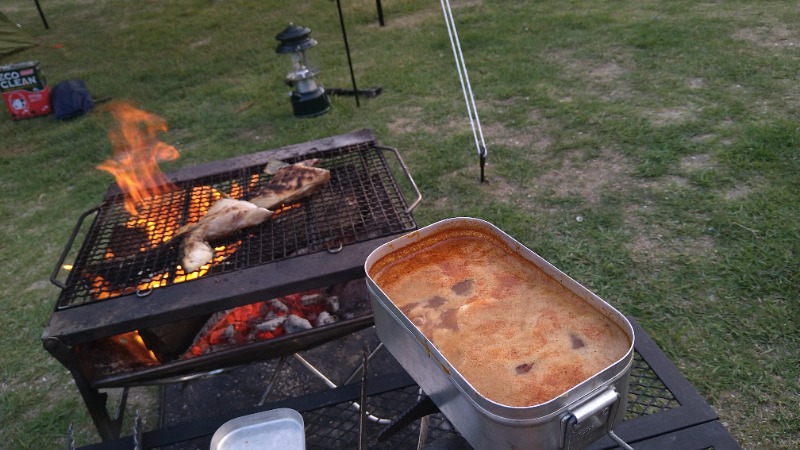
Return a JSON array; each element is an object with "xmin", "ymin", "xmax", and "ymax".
[
  {"xmin": 3, "ymin": 87, "xmax": 52, "ymax": 119},
  {"xmin": 1, "ymin": 61, "xmax": 52, "ymax": 120}
]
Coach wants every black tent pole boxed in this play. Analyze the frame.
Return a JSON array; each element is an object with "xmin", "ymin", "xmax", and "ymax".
[
  {"xmin": 34, "ymin": 0, "xmax": 49, "ymax": 29},
  {"xmin": 376, "ymin": 0, "xmax": 385, "ymax": 26},
  {"xmin": 480, "ymin": 147, "xmax": 486, "ymax": 183},
  {"xmin": 335, "ymin": 0, "xmax": 360, "ymax": 107}
]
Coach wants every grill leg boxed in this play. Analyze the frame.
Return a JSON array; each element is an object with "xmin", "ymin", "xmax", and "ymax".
[{"xmin": 43, "ymin": 337, "xmax": 125, "ymax": 441}]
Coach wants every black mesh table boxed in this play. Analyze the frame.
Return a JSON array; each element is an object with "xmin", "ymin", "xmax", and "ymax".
[{"xmin": 75, "ymin": 318, "xmax": 742, "ymax": 450}]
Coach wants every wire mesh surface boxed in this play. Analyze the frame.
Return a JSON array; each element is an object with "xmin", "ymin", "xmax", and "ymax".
[
  {"xmin": 56, "ymin": 142, "xmax": 415, "ymax": 309},
  {"xmin": 625, "ymin": 351, "xmax": 681, "ymax": 419},
  {"xmin": 303, "ymin": 385, "xmax": 455, "ymax": 450},
  {"xmin": 300, "ymin": 350, "xmax": 681, "ymax": 449}
]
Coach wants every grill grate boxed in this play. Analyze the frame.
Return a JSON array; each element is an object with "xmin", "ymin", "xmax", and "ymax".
[
  {"xmin": 299, "ymin": 350, "xmax": 681, "ymax": 449},
  {"xmin": 56, "ymin": 141, "xmax": 415, "ymax": 309}
]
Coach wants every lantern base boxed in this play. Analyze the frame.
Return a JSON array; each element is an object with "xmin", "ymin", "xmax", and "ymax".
[{"xmin": 291, "ymin": 88, "xmax": 331, "ymax": 118}]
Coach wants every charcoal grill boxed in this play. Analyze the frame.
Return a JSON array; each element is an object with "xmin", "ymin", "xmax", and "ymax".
[{"xmin": 42, "ymin": 129, "xmax": 420, "ymax": 441}]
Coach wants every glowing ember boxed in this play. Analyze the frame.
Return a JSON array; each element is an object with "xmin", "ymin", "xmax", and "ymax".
[
  {"xmin": 87, "ymin": 182, "xmax": 238, "ymax": 299},
  {"xmin": 125, "ymin": 186, "xmax": 224, "ymax": 250},
  {"xmin": 272, "ymin": 202, "xmax": 302, "ymax": 218},
  {"xmin": 228, "ymin": 176, "xmax": 259, "ymax": 199},
  {"xmin": 96, "ymin": 102, "xmax": 180, "ymax": 216},
  {"xmin": 184, "ymin": 289, "xmax": 334, "ymax": 358}
]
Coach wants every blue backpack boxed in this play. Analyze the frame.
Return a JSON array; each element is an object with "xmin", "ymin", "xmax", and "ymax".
[{"xmin": 50, "ymin": 79, "xmax": 94, "ymax": 120}]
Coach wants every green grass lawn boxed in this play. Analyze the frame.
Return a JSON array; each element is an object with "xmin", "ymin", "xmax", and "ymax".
[{"xmin": 1, "ymin": 0, "xmax": 798, "ymax": 448}]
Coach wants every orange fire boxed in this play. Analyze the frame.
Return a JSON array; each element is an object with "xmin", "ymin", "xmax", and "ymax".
[
  {"xmin": 85, "ymin": 103, "xmax": 252, "ymax": 299},
  {"xmin": 83, "ymin": 104, "xmax": 295, "ymax": 367},
  {"xmin": 96, "ymin": 102, "xmax": 180, "ymax": 216},
  {"xmin": 185, "ymin": 289, "xmax": 326, "ymax": 358},
  {"xmin": 113, "ymin": 331, "xmax": 159, "ymax": 364},
  {"xmin": 272, "ymin": 201, "xmax": 302, "ymax": 218}
]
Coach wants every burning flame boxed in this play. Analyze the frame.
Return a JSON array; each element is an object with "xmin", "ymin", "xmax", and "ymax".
[
  {"xmin": 83, "ymin": 104, "xmax": 283, "ymax": 367},
  {"xmin": 113, "ymin": 331, "xmax": 159, "ymax": 363},
  {"xmin": 96, "ymin": 102, "xmax": 180, "ymax": 216},
  {"xmin": 88, "ymin": 103, "xmax": 249, "ymax": 296}
]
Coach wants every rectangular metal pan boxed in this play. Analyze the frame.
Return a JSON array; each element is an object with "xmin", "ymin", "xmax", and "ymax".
[{"xmin": 365, "ymin": 217, "xmax": 635, "ymax": 450}]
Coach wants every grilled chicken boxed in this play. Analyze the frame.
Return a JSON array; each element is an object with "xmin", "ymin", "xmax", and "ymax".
[
  {"xmin": 178, "ymin": 198, "xmax": 273, "ymax": 272},
  {"xmin": 249, "ymin": 159, "xmax": 331, "ymax": 210},
  {"xmin": 181, "ymin": 234, "xmax": 216, "ymax": 274},
  {"xmin": 176, "ymin": 159, "xmax": 329, "ymax": 272}
]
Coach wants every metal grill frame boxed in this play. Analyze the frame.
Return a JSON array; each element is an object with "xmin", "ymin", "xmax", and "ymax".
[
  {"xmin": 42, "ymin": 129, "xmax": 420, "ymax": 441},
  {"xmin": 44, "ymin": 129, "xmax": 417, "ymax": 346},
  {"xmin": 55, "ymin": 135, "xmax": 415, "ymax": 310}
]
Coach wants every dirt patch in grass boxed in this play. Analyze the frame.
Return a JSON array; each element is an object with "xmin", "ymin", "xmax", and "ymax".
[
  {"xmin": 386, "ymin": 105, "xmax": 475, "ymax": 136},
  {"xmin": 676, "ymin": 153, "xmax": 763, "ymax": 203},
  {"xmin": 532, "ymin": 147, "xmax": 631, "ymax": 204},
  {"xmin": 723, "ymin": 182, "xmax": 754, "ymax": 201},
  {"xmin": 474, "ymin": 100, "xmax": 557, "ymax": 153},
  {"xmin": 547, "ymin": 48, "xmax": 635, "ymax": 101},
  {"xmin": 377, "ymin": 0, "xmax": 483, "ymax": 31},
  {"xmin": 387, "ymin": 107, "xmax": 420, "ymax": 134},
  {"xmin": 733, "ymin": 23, "xmax": 800, "ymax": 49},
  {"xmin": 680, "ymin": 153, "xmax": 716, "ymax": 172},
  {"xmin": 646, "ymin": 106, "xmax": 698, "ymax": 127},
  {"xmin": 633, "ymin": 225, "xmax": 715, "ymax": 262},
  {"xmin": 482, "ymin": 121, "xmax": 553, "ymax": 153},
  {"xmin": 480, "ymin": 171, "xmax": 527, "ymax": 205},
  {"xmin": 587, "ymin": 60, "xmax": 627, "ymax": 84},
  {"xmin": 623, "ymin": 169, "xmax": 719, "ymax": 263},
  {"xmin": 625, "ymin": 204, "xmax": 717, "ymax": 264},
  {"xmin": 22, "ymin": 279, "xmax": 52, "ymax": 294},
  {"xmin": 378, "ymin": 6, "xmax": 440, "ymax": 30},
  {"xmin": 687, "ymin": 77, "xmax": 706, "ymax": 90}
]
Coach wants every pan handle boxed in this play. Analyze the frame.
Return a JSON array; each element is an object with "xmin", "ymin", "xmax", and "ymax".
[
  {"xmin": 375, "ymin": 145, "xmax": 422, "ymax": 213},
  {"xmin": 561, "ymin": 387, "xmax": 632, "ymax": 450},
  {"xmin": 50, "ymin": 205, "xmax": 100, "ymax": 290}
]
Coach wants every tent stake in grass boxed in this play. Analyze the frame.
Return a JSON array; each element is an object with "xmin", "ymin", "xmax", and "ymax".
[{"xmin": 440, "ymin": 0, "xmax": 487, "ymax": 183}]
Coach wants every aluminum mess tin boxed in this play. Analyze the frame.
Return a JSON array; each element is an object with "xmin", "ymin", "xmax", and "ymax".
[
  {"xmin": 365, "ymin": 218, "xmax": 635, "ymax": 450},
  {"xmin": 210, "ymin": 408, "xmax": 305, "ymax": 450}
]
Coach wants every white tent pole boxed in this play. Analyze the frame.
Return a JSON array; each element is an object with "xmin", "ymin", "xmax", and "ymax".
[{"xmin": 439, "ymin": 0, "xmax": 487, "ymax": 181}]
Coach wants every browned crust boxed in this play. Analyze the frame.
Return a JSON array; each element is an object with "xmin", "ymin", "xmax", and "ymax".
[{"xmin": 250, "ymin": 162, "xmax": 331, "ymax": 209}]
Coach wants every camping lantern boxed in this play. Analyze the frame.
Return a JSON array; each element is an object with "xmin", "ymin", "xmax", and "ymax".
[{"xmin": 275, "ymin": 23, "xmax": 331, "ymax": 118}]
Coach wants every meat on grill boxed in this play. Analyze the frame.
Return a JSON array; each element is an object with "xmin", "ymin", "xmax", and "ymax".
[
  {"xmin": 175, "ymin": 160, "xmax": 330, "ymax": 273},
  {"xmin": 177, "ymin": 198, "xmax": 273, "ymax": 272},
  {"xmin": 249, "ymin": 159, "xmax": 331, "ymax": 210}
]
